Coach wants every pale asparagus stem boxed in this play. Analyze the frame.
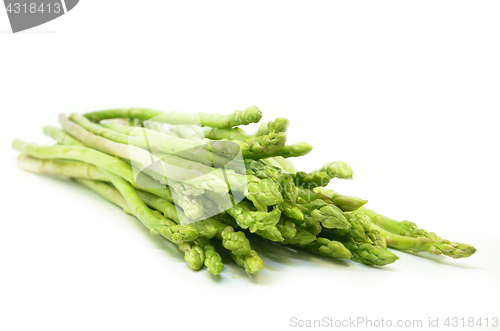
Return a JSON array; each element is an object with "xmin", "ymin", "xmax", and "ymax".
[
  {"xmin": 13, "ymin": 140, "xmax": 172, "ymax": 201},
  {"xmin": 43, "ymin": 127, "xmax": 177, "ymax": 200},
  {"xmin": 17, "ymin": 155, "xmax": 108, "ymax": 182},
  {"xmin": 61, "ymin": 114, "xmax": 228, "ymax": 193},
  {"xmin": 84, "ymin": 106, "xmax": 263, "ymax": 128}
]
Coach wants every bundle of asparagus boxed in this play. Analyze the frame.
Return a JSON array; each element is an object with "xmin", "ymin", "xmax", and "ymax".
[{"xmin": 13, "ymin": 106, "xmax": 476, "ymax": 277}]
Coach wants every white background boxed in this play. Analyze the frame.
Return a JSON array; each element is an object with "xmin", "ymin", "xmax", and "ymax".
[{"xmin": 1, "ymin": 1, "xmax": 499, "ymax": 330}]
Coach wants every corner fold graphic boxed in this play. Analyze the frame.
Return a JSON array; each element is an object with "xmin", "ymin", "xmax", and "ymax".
[
  {"xmin": 3, "ymin": 0, "xmax": 79, "ymax": 33},
  {"xmin": 64, "ymin": 0, "xmax": 78, "ymax": 11}
]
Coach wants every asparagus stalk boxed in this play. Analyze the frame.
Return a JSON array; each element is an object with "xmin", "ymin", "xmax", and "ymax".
[
  {"xmin": 275, "ymin": 218, "xmax": 297, "ymax": 239},
  {"xmin": 302, "ymin": 237, "xmax": 352, "ymax": 260},
  {"xmin": 291, "ymin": 161, "xmax": 353, "ymax": 188},
  {"xmin": 204, "ymin": 127, "xmax": 287, "ymax": 156},
  {"xmin": 306, "ymin": 200, "xmax": 351, "ymax": 230},
  {"xmin": 18, "ymin": 155, "xmax": 109, "ymax": 182},
  {"xmin": 255, "ymin": 226, "xmax": 285, "ymax": 242},
  {"xmin": 327, "ymin": 210, "xmax": 372, "ymax": 242},
  {"xmin": 195, "ymin": 237, "xmax": 224, "ymax": 275},
  {"xmin": 341, "ymin": 240, "xmax": 399, "ymax": 266},
  {"xmin": 281, "ymin": 226, "xmax": 317, "ymax": 245},
  {"xmin": 314, "ymin": 187, "xmax": 368, "ymax": 212},
  {"xmin": 84, "ymin": 106, "xmax": 263, "ymax": 128},
  {"xmin": 230, "ymin": 249, "xmax": 264, "ymax": 277},
  {"xmin": 226, "ymin": 200, "xmax": 282, "ymax": 233},
  {"xmin": 245, "ymin": 142, "xmax": 313, "ymax": 159},
  {"xmin": 245, "ymin": 177, "xmax": 283, "ymax": 211},
  {"xmin": 361, "ymin": 209, "xmax": 477, "ymax": 259},
  {"xmin": 319, "ymin": 210, "xmax": 399, "ymax": 266},
  {"xmin": 13, "ymin": 140, "xmax": 173, "ymax": 201},
  {"xmin": 255, "ymin": 117, "xmax": 290, "ymax": 136}
]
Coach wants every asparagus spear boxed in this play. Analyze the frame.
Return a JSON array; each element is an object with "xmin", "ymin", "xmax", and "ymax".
[
  {"xmin": 291, "ymin": 161, "xmax": 353, "ymax": 188},
  {"xmin": 245, "ymin": 142, "xmax": 313, "ymax": 159},
  {"xmin": 196, "ymin": 237, "xmax": 224, "ymax": 275},
  {"xmin": 341, "ymin": 240, "xmax": 399, "ymax": 266},
  {"xmin": 230, "ymin": 249, "xmax": 264, "ymax": 277},
  {"xmin": 314, "ymin": 187, "xmax": 368, "ymax": 212},
  {"xmin": 18, "ymin": 155, "xmax": 109, "ymax": 182},
  {"xmin": 255, "ymin": 117, "xmax": 290, "ymax": 136},
  {"xmin": 226, "ymin": 200, "xmax": 282, "ymax": 233},
  {"xmin": 204, "ymin": 127, "xmax": 287, "ymax": 156},
  {"xmin": 320, "ymin": 210, "xmax": 399, "ymax": 266},
  {"xmin": 84, "ymin": 106, "xmax": 263, "ymax": 128},
  {"xmin": 275, "ymin": 218, "xmax": 297, "ymax": 239},
  {"xmin": 302, "ymin": 237, "xmax": 352, "ymax": 260},
  {"xmin": 244, "ymin": 159, "xmax": 283, "ymax": 183},
  {"xmin": 255, "ymin": 226, "xmax": 285, "ymax": 242},
  {"xmin": 360, "ymin": 208, "xmax": 477, "ymax": 259},
  {"xmin": 305, "ymin": 200, "xmax": 351, "ymax": 230},
  {"xmin": 281, "ymin": 226, "xmax": 317, "ymax": 245},
  {"xmin": 13, "ymin": 140, "xmax": 173, "ymax": 201},
  {"xmin": 245, "ymin": 177, "xmax": 283, "ymax": 211},
  {"xmin": 327, "ymin": 210, "xmax": 372, "ymax": 242}
]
